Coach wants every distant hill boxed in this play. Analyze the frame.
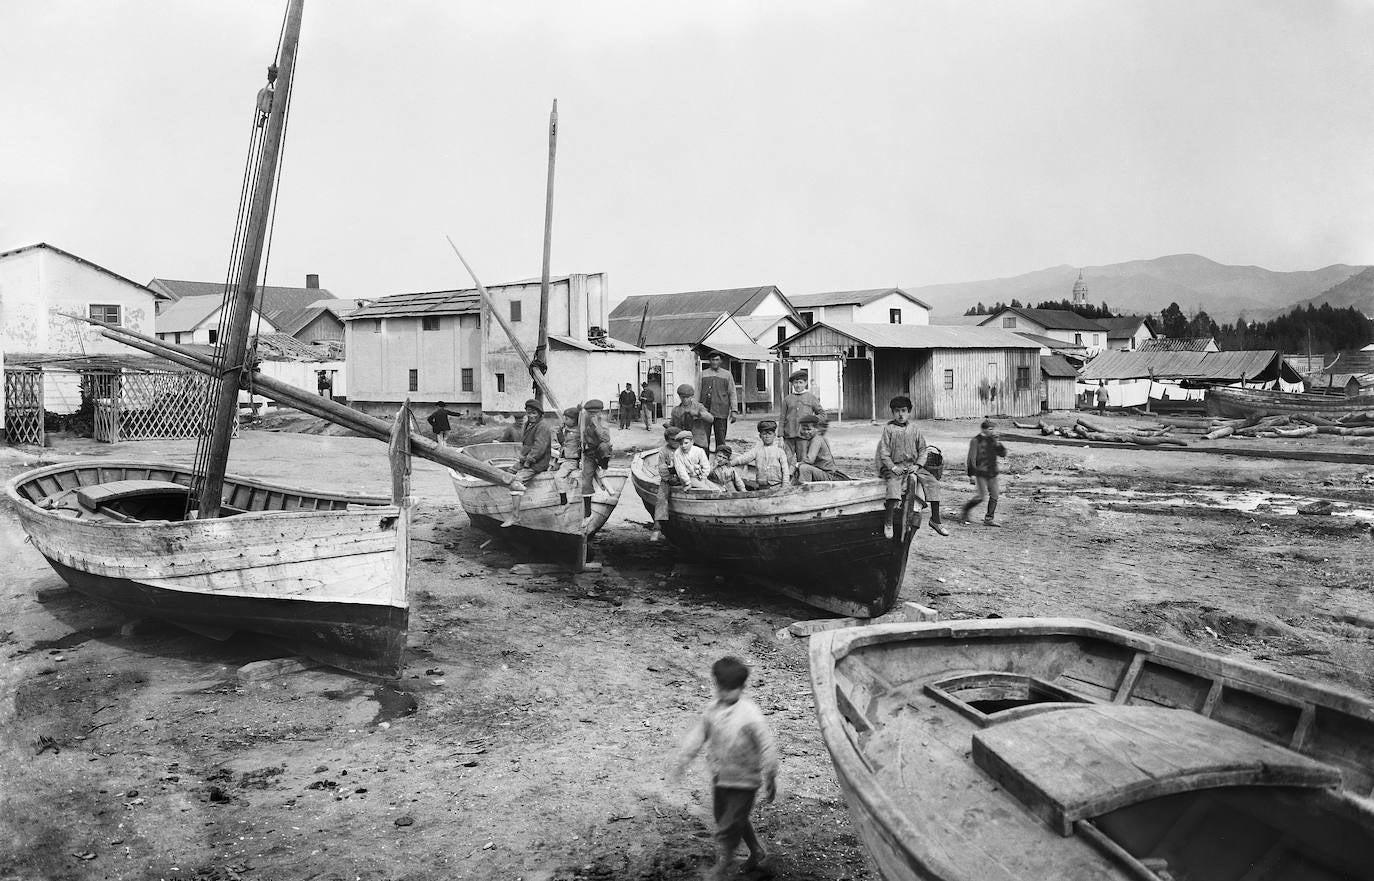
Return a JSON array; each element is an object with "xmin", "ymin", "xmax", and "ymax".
[
  {"xmin": 917, "ymin": 254, "xmax": 1365, "ymax": 324},
  {"xmin": 1271, "ymin": 266, "xmax": 1374, "ymax": 319}
]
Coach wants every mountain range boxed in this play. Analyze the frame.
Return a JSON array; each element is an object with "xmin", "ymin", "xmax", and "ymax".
[{"xmin": 915, "ymin": 254, "xmax": 1371, "ymax": 324}]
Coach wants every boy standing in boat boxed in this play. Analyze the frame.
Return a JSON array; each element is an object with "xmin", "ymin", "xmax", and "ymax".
[
  {"xmin": 553, "ymin": 406, "xmax": 582, "ymax": 483},
  {"xmin": 501, "ymin": 399, "xmax": 552, "ymax": 528},
  {"xmin": 670, "ymin": 383, "xmax": 715, "ymax": 449},
  {"xmin": 581, "ymin": 399, "xmax": 613, "ymax": 525},
  {"xmin": 651, "ymin": 424, "xmax": 684, "ymax": 542},
  {"xmin": 781, "ymin": 371, "xmax": 823, "ymax": 463},
  {"xmin": 876, "ymin": 395, "xmax": 949, "ymax": 538},
  {"xmin": 960, "ymin": 419, "xmax": 1007, "ymax": 527},
  {"xmin": 730, "ymin": 419, "xmax": 793, "ymax": 490},
  {"xmin": 669, "ymin": 655, "xmax": 778, "ymax": 881},
  {"xmin": 698, "ymin": 352, "xmax": 737, "ymax": 454}
]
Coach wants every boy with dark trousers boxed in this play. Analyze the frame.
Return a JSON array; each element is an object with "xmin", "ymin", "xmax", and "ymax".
[
  {"xmin": 876, "ymin": 395, "xmax": 948, "ymax": 538},
  {"xmin": 670, "ymin": 656, "xmax": 778, "ymax": 881},
  {"xmin": 961, "ymin": 419, "xmax": 1007, "ymax": 526}
]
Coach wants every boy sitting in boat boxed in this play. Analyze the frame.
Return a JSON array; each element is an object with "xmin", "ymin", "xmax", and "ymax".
[
  {"xmin": 501, "ymin": 399, "xmax": 553, "ymax": 528},
  {"xmin": 580, "ymin": 399, "xmax": 613, "ymax": 528},
  {"xmin": 670, "ymin": 383, "xmax": 715, "ymax": 449},
  {"xmin": 553, "ymin": 406, "xmax": 582, "ymax": 483},
  {"xmin": 730, "ymin": 419, "xmax": 794, "ymax": 491},
  {"xmin": 708, "ymin": 445, "xmax": 746, "ymax": 492},
  {"xmin": 876, "ymin": 395, "xmax": 948, "ymax": 538},
  {"xmin": 669, "ymin": 655, "xmax": 778, "ymax": 881},
  {"xmin": 650, "ymin": 424, "xmax": 684, "ymax": 543},
  {"xmin": 796, "ymin": 414, "xmax": 845, "ymax": 482},
  {"xmin": 672, "ymin": 430, "xmax": 713, "ymax": 488}
]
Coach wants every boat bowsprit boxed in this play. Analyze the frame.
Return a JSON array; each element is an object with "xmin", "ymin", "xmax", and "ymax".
[
  {"xmin": 7, "ymin": 461, "xmax": 408, "ymax": 677},
  {"xmin": 810, "ymin": 617, "xmax": 1374, "ymax": 880}
]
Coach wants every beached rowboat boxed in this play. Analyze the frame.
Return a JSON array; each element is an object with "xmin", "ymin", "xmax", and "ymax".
[
  {"xmin": 1205, "ymin": 385, "xmax": 1374, "ymax": 419},
  {"xmin": 810, "ymin": 617, "xmax": 1374, "ymax": 880},
  {"xmin": 451, "ymin": 442, "xmax": 627, "ymax": 570},
  {"xmin": 629, "ymin": 448, "xmax": 917, "ymax": 617},
  {"xmin": 7, "ymin": 461, "xmax": 408, "ymax": 677}
]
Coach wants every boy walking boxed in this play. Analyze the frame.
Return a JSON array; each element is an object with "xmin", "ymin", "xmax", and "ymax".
[
  {"xmin": 876, "ymin": 395, "xmax": 948, "ymax": 538},
  {"xmin": 427, "ymin": 401, "xmax": 457, "ymax": 446},
  {"xmin": 670, "ymin": 656, "xmax": 778, "ymax": 881},
  {"xmin": 960, "ymin": 419, "xmax": 1007, "ymax": 526}
]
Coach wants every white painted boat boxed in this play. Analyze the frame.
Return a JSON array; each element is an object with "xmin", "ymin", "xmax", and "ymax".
[
  {"xmin": 630, "ymin": 448, "xmax": 918, "ymax": 617},
  {"xmin": 7, "ymin": 460, "xmax": 408, "ymax": 677},
  {"xmin": 810, "ymin": 617, "xmax": 1374, "ymax": 880},
  {"xmin": 450, "ymin": 442, "xmax": 627, "ymax": 571}
]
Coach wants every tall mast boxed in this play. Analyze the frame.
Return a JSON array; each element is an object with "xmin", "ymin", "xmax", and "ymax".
[
  {"xmin": 532, "ymin": 99, "xmax": 558, "ymax": 403},
  {"xmin": 198, "ymin": 0, "xmax": 305, "ymax": 518}
]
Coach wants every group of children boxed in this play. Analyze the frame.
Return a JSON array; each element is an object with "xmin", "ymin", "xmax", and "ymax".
[{"xmin": 497, "ymin": 397, "xmax": 612, "ymax": 529}]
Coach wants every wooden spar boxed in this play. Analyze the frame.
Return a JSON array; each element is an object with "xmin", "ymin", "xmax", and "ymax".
[
  {"xmin": 444, "ymin": 235, "xmax": 561, "ymax": 410},
  {"xmin": 200, "ymin": 0, "xmax": 305, "ymax": 519},
  {"xmin": 532, "ymin": 98, "xmax": 558, "ymax": 403},
  {"xmin": 635, "ymin": 299, "xmax": 649, "ymax": 349},
  {"xmin": 78, "ymin": 318, "xmax": 513, "ymax": 486},
  {"xmin": 388, "ymin": 400, "xmax": 412, "ymax": 608}
]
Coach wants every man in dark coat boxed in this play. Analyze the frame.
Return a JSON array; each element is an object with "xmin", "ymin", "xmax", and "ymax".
[{"xmin": 697, "ymin": 352, "xmax": 736, "ymax": 454}]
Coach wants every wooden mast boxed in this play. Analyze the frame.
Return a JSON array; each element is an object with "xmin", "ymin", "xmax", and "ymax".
[
  {"xmin": 532, "ymin": 99, "xmax": 558, "ymax": 404},
  {"xmin": 198, "ymin": 0, "xmax": 305, "ymax": 518}
]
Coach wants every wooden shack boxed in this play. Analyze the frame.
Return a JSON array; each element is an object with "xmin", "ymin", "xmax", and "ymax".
[{"xmin": 774, "ymin": 322, "xmax": 1042, "ymax": 420}]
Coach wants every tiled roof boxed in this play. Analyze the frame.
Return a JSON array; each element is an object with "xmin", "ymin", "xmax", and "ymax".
[
  {"xmin": 1137, "ymin": 337, "xmax": 1216, "ymax": 353},
  {"xmin": 607, "ymin": 312, "xmax": 727, "ymax": 347},
  {"xmin": 0, "ymin": 243, "xmax": 167, "ymax": 299},
  {"xmin": 150, "ymin": 279, "xmax": 338, "ymax": 334},
  {"xmin": 347, "ymin": 290, "xmax": 482, "ymax": 319},
  {"xmin": 1014, "ymin": 331, "xmax": 1087, "ymax": 351},
  {"xmin": 981, "ymin": 307, "xmax": 1109, "ymax": 332},
  {"xmin": 609, "ymin": 286, "xmax": 798, "ymax": 323},
  {"xmin": 788, "ymin": 287, "xmax": 932, "ymax": 310},
  {"xmin": 1040, "ymin": 353, "xmax": 1079, "ymax": 378},
  {"xmin": 1102, "ymin": 315, "xmax": 1151, "ymax": 337},
  {"xmin": 549, "ymin": 334, "xmax": 643, "ymax": 353},
  {"xmin": 1080, "ymin": 350, "xmax": 1301, "ymax": 383},
  {"xmin": 778, "ymin": 322, "xmax": 1040, "ymax": 351}
]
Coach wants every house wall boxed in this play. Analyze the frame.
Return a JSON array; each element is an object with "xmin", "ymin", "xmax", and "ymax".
[
  {"xmin": 743, "ymin": 289, "xmax": 792, "ymax": 318},
  {"xmin": 345, "ymin": 312, "xmax": 482, "ymax": 415},
  {"xmin": 247, "ymin": 360, "xmax": 348, "ymax": 408},
  {"xmin": 295, "ymin": 311, "xmax": 344, "ymax": 343},
  {"xmin": 1044, "ymin": 375, "xmax": 1076, "ymax": 411},
  {"xmin": 155, "ymin": 307, "xmax": 277, "ymax": 345},
  {"xmin": 915, "ymin": 348, "xmax": 1040, "ymax": 419},
  {"xmin": 853, "ymin": 294, "xmax": 931, "ymax": 325},
  {"xmin": 545, "ymin": 348, "xmax": 642, "ymax": 411},
  {"xmin": 984, "ymin": 310, "xmax": 1106, "ymax": 356}
]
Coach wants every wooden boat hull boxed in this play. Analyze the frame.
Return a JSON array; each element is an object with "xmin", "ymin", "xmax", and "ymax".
[
  {"xmin": 450, "ymin": 443, "xmax": 627, "ymax": 570},
  {"xmin": 810, "ymin": 618, "xmax": 1374, "ymax": 881},
  {"xmin": 6, "ymin": 461, "xmax": 408, "ymax": 678},
  {"xmin": 631, "ymin": 449, "xmax": 916, "ymax": 617},
  {"xmin": 1206, "ymin": 385, "xmax": 1374, "ymax": 419}
]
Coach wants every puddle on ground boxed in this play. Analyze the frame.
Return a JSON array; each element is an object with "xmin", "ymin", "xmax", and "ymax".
[
  {"xmin": 1034, "ymin": 485, "xmax": 1374, "ymax": 521},
  {"xmin": 322, "ymin": 684, "xmax": 419, "ymax": 725}
]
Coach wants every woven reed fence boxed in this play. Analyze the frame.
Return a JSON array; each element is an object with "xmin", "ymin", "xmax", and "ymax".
[
  {"xmin": 3, "ymin": 369, "xmax": 45, "ymax": 446},
  {"xmin": 89, "ymin": 370, "xmax": 225, "ymax": 443}
]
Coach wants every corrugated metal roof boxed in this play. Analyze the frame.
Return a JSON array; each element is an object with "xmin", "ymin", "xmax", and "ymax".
[
  {"xmin": 1080, "ymin": 349, "xmax": 1296, "ymax": 382},
  {"xmin": 153, "ymin": 295, "xmax": 227, "ymax": 334},
  {"xmin": 1040, "ymin": 354, "xmax": 1079, "ymax": 378},
  {"xmin": 1014, "ymin": 331, "xmax": 1087, "ymax": 351},
  {"xmin": 150, "ymin": 279, "xmax": 338, "ymax": 335},
  {"xmin": 609, "ymin": 286, "xmax": 798, "ymax": 323},
  {"xmin": 549, "ymin": 334, "xmax": 643, "ymax": 353},
  {"xmin": 607, "ymin": 312, "xmax": 726, "ymax": 347},
  {"xmin": 1137, "ymin": 337, "xmax": 1216, "ymax": 352},
  {"xmin": 779, "ymin": 321, "xmax": 1040, "ymax": 351},
  {"xmin": 981, "ymin": 307, "xmax": 1109, "ymax": 332},
  {"xmin": 788, "ymin": 287, "xmax": 932, "ymax": 310},
  {"xmin": 3, "ymin": 352, "xmax": 193, "ymax": 372},
  {"xmin": 1102, "ymin": 315, "xmax": 1151, "ymax": 336},
  {"xmin": 347, "ymin": 289, "xmax": 482, "ymax": 319}
]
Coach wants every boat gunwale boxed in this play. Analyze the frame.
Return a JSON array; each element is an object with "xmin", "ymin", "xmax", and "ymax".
[{"xmin": 629, "ymin": 447, "xmax": 888, "ymax": 506}]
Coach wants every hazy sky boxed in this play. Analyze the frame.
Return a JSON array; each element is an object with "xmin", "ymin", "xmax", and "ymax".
[{"xmin": 4, "ymin": 1, "xmax": 1373, "ymax": 307}]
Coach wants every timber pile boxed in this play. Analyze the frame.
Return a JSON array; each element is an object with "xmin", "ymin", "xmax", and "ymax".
[
  {"xmin": 1201, "ymin": 412, "xmax": 1374, "ymax": 442},
  {"xmin": 1011, "ymin": 418, "xmax": 1189, "ymax": 447}
]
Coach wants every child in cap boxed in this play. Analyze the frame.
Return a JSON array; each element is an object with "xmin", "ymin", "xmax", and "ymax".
[
  {"xmin": 651, "ymin": 423, "xmax": 684, "ymax": 542},
  {"xmin": 580, "ymin": 400, "xmax": 613, "ymax": 524},
  {"xmin": 501, "ymin": 399, "xmax": 552, "ymax": 527},
  {"xmin": 673, "ymin": 430, "xmax": 713, "ymax": 488},
  {"xmin": 875, "ymin": 395, "xmax": 948, "ymax": 538},
  {"xmin": 427, "ymin": 401, "xmax": 458, "ymax": 447},
  {"xmin": 781, "ymin": 371, "xmax": 823, "ymax": 462},
  {"xmin": 730, "ymin": 419, "xmax": 793, "ymax": 490},
  {"xmin": 708, "ymin": 445, "xmax": 746, "ymax": 492},
  {"xmin": 796, "ymin": 414, "xmax": 844, "ymax": 483},
  {"xmin": 670, "ymin": 383, "xmax": 715, "ymax": 449},
  {"xmin": 554, "ymin": 406, "xmax": 582, "ymax": 482},
  {"xmin": 670, "ymin": 656, "xmax": 779, "ymax": 881},
  {"xmin": 960, "ymin": 419, "xmax": 1007, "ymax": 527}
]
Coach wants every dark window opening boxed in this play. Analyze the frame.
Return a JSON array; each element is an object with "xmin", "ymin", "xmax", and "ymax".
[
  {"xmin": 755, "ymin": 368, "xmax": 767, "ymax": 392},
  {"xmin": 943, "ymin": 369, "xmax": 954, "ymax": 390},
  {"xmin": 777, "ymin": 326, "xmax": 787, "ymax": 344},
  {"xmin": 208, "ymin": 329, "xmax": 219, "ymax": 344},
  {"xmin": 510, "ymin": 301, "xmax": 522, "ymax": 322},
  {"xmin": 422, "ymin": 316, "xmax": 440, "ymax": 331},
  {"xmin": 889, "ymin": 308, "xmax": 902, "ymax": 324},
  {"xmin": 799, "ymin": 311, "xmax": 814, "ymax": 326},
  {"xmin": 89, "ymin": 304, "xmax": 122, "ymax": 326},
  {"xmin": 408, "ymin": 369, "xmax": 418, "ymax": 392},
  {"xmin": 496, "ymin": 373, "xmax": 506, "ymax": 393},
  {"xmin": 461, "ymin": 368, "xmax": 474, "ymax": 392},
  {"xmin": 1016, "ymin": 366, "xmax": 1031, "ymax": 390}
]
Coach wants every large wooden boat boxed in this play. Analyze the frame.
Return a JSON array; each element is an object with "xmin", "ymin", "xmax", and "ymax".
[
  {"xmin": 629, "ymin": 448, "xmax": 917, "ymax": 617},
  {"xmin": 451, "ymin": 442, "xmax": 627, "ymax": 570},
  {"xmin": 810, "ymin": 617, "xmax": 1374, "ymax": 881},
  {"xmin": 1206, "ymin": 385, "xmax": 1374, "ymax": 419},
  {"xmin": 7, "ymin": 461, "xmax": 408, "ymax": 677}
]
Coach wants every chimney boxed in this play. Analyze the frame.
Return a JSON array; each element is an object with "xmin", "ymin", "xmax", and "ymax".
[{"xmin": 306, "ymin": 273, "xmax": 320, "ymax": 289}]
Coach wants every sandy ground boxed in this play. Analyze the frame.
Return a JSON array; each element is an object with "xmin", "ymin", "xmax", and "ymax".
[{"xmin": 1, "ymin": 414, "xmax": 1372, "ymax": 881}]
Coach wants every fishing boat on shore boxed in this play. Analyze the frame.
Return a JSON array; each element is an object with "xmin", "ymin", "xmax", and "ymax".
[
  {"xmin": 810, "ymin": 617, "xmax": 1374, "ymax": 880},
  {"xmin": 629, "ymin": 449, "xmax": 918, "ymax": 617},
  {"xmin": 1206, "ymin": 385, "xmax": 1374, "ymax": 419},
  {"xmin": 450, "ymin": 443, "xmax": 627, "ymax": 570}
]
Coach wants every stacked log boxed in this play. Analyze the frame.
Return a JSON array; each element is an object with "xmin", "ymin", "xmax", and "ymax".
[{"xmin": 1197, "ymin": 411, "xmax": 1373, "ymax": 442}]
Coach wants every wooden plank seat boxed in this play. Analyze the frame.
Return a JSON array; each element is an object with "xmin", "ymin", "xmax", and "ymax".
[
  {"xmin": 75, "ymin": 480, "xmax": 190, "ymax": 512},
  {"xmin": 972, "ymin": 704, "xmax": 1342, "ymax": 836}
]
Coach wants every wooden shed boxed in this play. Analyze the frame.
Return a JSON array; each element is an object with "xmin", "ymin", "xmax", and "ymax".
[
  {"xmin": 774, "ymin": 322, "xmax": 1042, "ymax": 420},
  {"xmin": 1040, "ymin": 353, "xmax": 1079, "ymax": 411}
]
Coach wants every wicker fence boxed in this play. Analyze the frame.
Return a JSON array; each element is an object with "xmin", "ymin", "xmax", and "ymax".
[
  {"xmin": 88, "ymin": 370, "xmax": 222, "ymax": 443},
  {"xmin": 3, "ymin": 369, "xmax": 45, "ymax": 446}
]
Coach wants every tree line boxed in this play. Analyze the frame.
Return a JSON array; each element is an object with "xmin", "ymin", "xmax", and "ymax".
[{"xmin": 963, "ymin": 299, "xmax": 1116, "ymax": 319}]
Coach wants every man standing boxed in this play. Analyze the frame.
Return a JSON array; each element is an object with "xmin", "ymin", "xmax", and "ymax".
[
  {"xmin": 617, "ymin": 383, "xmax": 637, "ymax": 430},
  {"xmin": 698, "ymin": 352, "xmax": 736, "ymax": 454},
  {"xmin": 639, "ymin": 382, "xmax": 655, "ymax": 430},
  {"xmin": 1095, "ymin": 381, "xmax": 1110, "ymax": 415},
  {"xmin": 316, "ymin": 370, "xmax": 333, "ymax": 399},
  {"xmin": 781, "ymin": 370, "xmax": 823, "ymax": 462}
]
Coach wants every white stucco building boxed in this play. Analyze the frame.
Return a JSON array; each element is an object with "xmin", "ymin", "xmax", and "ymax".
[
  {"xmin": 978, "ymin": 307, "xmax": 1111, "ymax": 357},
  {"xmin": 789, "ymin": 288, "xmax": 931, "ymax": 327}
]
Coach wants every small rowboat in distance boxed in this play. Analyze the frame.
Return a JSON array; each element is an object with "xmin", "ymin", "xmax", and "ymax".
[
  {"xmin": 1206, "ymin": 385, "xmax": 1374, "ymax": 419},
  {"xmin": 630, "ymin": 448, "xmax": 918, "ymax": 618},
  {"xmin": 810, "ymin": 618, "xmax": 1374, "ymax": 881},
  {"xmin": 450, "ymin": 442, "xmax": 627, "ymax": 571},
  {"xmin": 7, "ymin": 460, "xmax": 408, "ymax": 678}
]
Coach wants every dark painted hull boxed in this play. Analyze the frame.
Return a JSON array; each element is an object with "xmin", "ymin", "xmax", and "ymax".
[
  {"xmin": 44, "ymin": 558, "xmax": 407, "ymax": 679},
  {"xmin": 465, "ymin": 511, "xmax": 590, "ymax": 564},
  {"xmin": 1205, "ymin": 386, "xmax": 1374, "ymax": 419}
]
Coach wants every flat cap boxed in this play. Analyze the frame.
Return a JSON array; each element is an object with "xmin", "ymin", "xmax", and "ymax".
[
  {"xmin": 799, "ymin": 414, "xmax": 820, "ymax": 425},
  {"xmin": 675, "ymin": 430, "xmax": 693, "ymax": 441},
  {"xmin": 758, "ymin": 419, "xmax": 778, "ymax": 432},
  {"xmin": 789, "ymin": 370, "xmax": 808, "ymax": 382},
  {"xmin": 662, "ymin": 423, "xmax": 680, "ymax": 440},
  {"xmin": 583, "ymin": 399, "xmax": 604, "ymax": 411},
  {"xmin": 524, "ymin": 399, "xmax": 544, "ymax": 413},
  {"xmin": 562, "ymin": 406, "xmax": 581, "ymax": 420},
  {"xmin": 676, "ymin": 383, "xmax": 696, "ymax": 396},
  {"xmin": 716, "ymin": 444, "xmax": 733, "ymax": 457}
]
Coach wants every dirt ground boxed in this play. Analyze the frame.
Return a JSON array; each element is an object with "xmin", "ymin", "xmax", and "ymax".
[{"xmin": 1, "ymin": 413, "xmax": 1372, "ymax": 881}]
